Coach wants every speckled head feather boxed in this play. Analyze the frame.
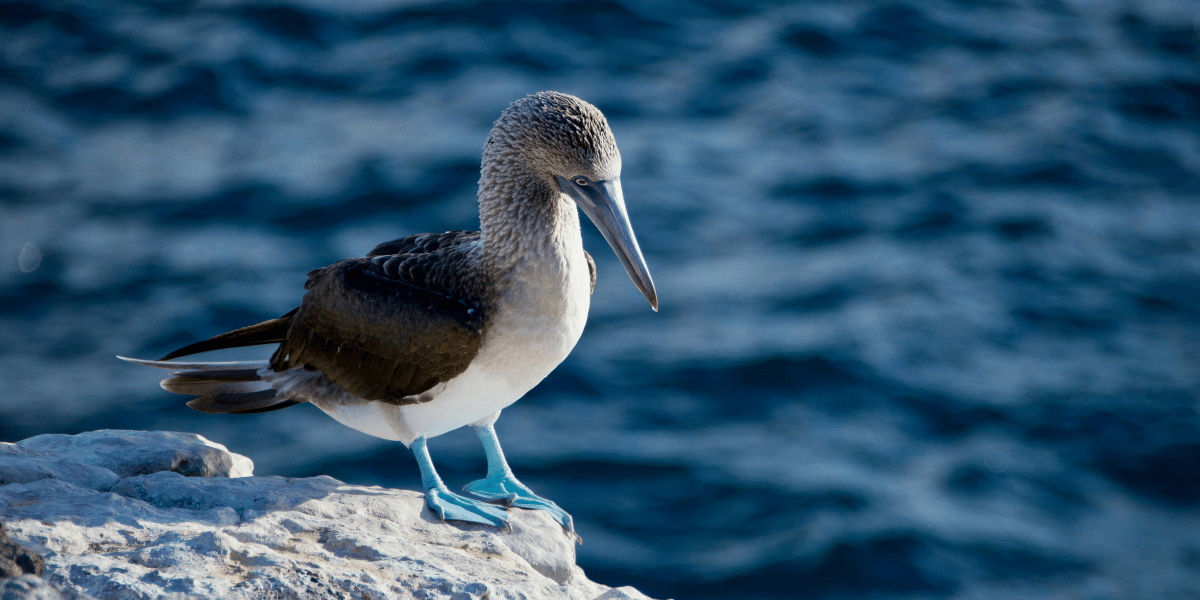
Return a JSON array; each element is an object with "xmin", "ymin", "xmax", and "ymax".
[
  {"xmin": 482, "ymin": 91, "xmax": 621, "ymax": 185},
  {"xmin": 476, "ymin": 92, "xmax": 626, "ymax": 263}
]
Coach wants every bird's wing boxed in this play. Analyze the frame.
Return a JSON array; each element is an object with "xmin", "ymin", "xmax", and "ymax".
[
  {"xmin": 367, "ymin": 230, "xmax": 475, "ymax": 258},
  {"xmin": 272, "ymin": 233, "xmax": 487, "ymax": 405}
]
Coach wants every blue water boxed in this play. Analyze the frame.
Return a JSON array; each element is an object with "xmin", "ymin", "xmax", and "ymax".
[{"xmin": 3, "ymin": 1, "xmax": 1200, "ymax": 598}]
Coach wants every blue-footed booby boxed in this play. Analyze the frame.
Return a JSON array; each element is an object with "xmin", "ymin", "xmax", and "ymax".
[{"xmin": 120, "ymin": 92, "xmax": 657, "ymax": 535}]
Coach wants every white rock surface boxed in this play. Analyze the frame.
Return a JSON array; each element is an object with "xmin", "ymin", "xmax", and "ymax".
[
  {"xmin": 0, "ymin": 430, "xmax": 659, "ymax": 600},
  {"xmin": 0, "ymin": 575, "xmax": 64, "ymax": 600}
]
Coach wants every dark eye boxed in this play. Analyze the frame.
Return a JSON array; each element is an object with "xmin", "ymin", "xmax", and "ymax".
[{"xmin": 573, "ymin": 177, "xmax": 588, "ymax": 186}]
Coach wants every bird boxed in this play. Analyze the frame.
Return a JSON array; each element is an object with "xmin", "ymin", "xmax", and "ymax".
[{"xmin": 119, "ymin": 91, "xmax": 658, "ymax": 536}]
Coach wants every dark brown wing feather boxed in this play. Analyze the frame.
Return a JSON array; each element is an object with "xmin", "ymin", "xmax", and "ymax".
[
  {"xmin": 272, "ymin": 232, "xmax": 487, "ymax": 404},
  {"xmin": 367, "ymin": 231, "xmax": 474, "ymax": 258}
]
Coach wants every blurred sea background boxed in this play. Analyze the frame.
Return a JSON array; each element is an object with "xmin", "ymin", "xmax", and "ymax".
[{"xmin": 3, "ymin": 0, "xmax": 1200, "ymax": 598}]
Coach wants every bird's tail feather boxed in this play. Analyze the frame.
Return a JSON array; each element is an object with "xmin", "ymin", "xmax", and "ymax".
[
  {"xmin": 117, "ymin": 356, "xmax": 298, "ymax": 414},
  {"xmin": 158, "ymin": 310, "xmax": 296, "ymax": 361},
  {"xmin": 118, "ymin": 357, "xmax": 271, "ymax": 371},
  {"xmin": 187, "ymin": 391, "xmax": 298, "ymax": 414}
]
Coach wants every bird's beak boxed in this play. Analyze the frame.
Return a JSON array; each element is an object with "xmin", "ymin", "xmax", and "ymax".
[{"xmin": 557, "ymin": 176, "xmax": 658, "ymax": 311}]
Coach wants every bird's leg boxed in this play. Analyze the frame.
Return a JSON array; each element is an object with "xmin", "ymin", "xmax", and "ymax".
[
  {"xmin": 463, "ymin": 423, "xmax": 576, "ymax": 537},
  {"xmin": 411, "ymin": 436, "xmax": 509, "ymax": 528}
]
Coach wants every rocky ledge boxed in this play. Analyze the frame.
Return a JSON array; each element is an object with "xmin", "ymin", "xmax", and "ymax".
[{"xmin": 0, "ymin": 430, "xmax": 657, "ymax": 600}]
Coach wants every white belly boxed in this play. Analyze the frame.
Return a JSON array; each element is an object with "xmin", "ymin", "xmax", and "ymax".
[{"xmin": 313, "ymin": 365, "xmax": 526, "ymax": 445}]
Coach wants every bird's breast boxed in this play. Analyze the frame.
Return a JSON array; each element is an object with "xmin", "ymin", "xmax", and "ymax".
[{"xmin": 474, "ymin": 241, "xmax": 593, "ymax": 385}]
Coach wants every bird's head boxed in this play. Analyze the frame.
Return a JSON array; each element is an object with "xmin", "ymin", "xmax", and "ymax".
[{"xmin": 488, "ymin": 92, "xmax": 658, "ymax": 311}]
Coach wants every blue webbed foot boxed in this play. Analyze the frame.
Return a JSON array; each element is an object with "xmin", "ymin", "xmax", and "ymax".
[
  {"xmin": 467, "ymin": 421, "xmax": 579, "ymax": 541},
  {"xmin": 425, "ymin": 485, "xmax": 511, "ymax": 528},
  {"xmin": 411, "ymin": 435, "xmax": 508, "ymax": 529},
  {"xmin": 464, "ymin": 476, "xmax": 575, "ymax": 536}
]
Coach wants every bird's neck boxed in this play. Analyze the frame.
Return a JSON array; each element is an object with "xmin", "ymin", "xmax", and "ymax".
[
  {"xmin": 475, "ymin": 161, "xmax": 591, "ymax": 350},
  {"xmin": 476, "ymin": 163, "xmax": 582, "ymax": 276}
]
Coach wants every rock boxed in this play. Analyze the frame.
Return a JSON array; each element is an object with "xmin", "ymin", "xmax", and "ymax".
[
  {"xmin": 0, "ymin": 430, "xmax": 661, "ymax": 600},
  {"xmin": 0, "ymin": 521, "xmax": 44, "ymax": 577},
  {"xmin": 0, "ymin": 444, "xmax": 120, "ymax": 492},
  {"xmin": 0, "ymin": 520, "xmax": 57, "ymax": 600},
  {"xmin": 595, "ymin": 588, "xmax": 657, "ymax": 600},
  {"xmin": 0, "ymin": 575, "xmax": 64, "ymax": 600},
  {"xmin": 16, "ymin": 431, "xmax": 252, "ymax": 479}
]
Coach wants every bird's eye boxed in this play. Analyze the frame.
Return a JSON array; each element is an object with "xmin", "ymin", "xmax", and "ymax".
[{"xmin": 573, "ymin": 177, "xmax": 588, "ymax": 186}]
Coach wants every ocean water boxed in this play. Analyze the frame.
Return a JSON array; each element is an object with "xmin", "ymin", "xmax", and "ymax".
[{"xmin": 3, "ymin": 0, "xmax": 1200, "ymax": 598}]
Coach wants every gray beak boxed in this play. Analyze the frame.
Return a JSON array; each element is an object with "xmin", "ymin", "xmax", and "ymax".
[{"xmin": 556, "ymin": 176, "xmax": 658, "ymax": 311}]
